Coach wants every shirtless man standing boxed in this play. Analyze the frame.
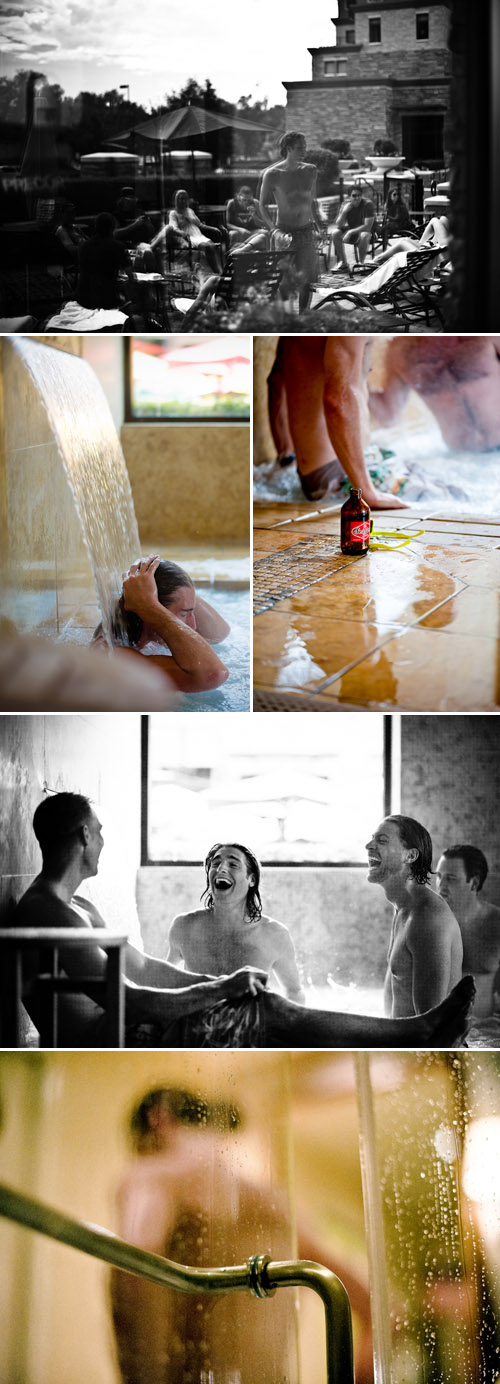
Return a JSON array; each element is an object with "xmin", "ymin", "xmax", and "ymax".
[
  {"xmin": 436, "ymin": 845, "xmax": 500, "ymax": 1020},
  {"xmin": 167, "ymin": 842, "xmax": 305, "ymax": 1003},
  {"xmin": 366, "ymin": 815, "xmax": 463, "ymax": 1018},
  {"xmin": 368, "ymin": 336, "xmax": 500, "ymax": 452},
  {"xmin": 267, "ymin": 335, "xmax": 409, "ymax": 505},
  {"xmin": 259, "ymin": 131, "xmax": 322, "ymax": 309}
]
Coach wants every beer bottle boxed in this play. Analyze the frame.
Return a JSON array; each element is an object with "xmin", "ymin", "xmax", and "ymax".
[{"xmin": 340, "ymin": 487, "xmax": 371, "ymax": 555}]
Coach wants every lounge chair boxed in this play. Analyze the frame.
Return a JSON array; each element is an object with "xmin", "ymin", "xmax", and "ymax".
[{"xmin": 314, "ymin": 246, "xmax": 447, "ymax": 329}]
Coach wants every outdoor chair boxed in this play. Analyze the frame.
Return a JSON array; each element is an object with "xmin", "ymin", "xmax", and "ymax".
[
  {"xmin": 313, "ymin": 246, "xmax": 447, "ymax": 329},
  {"xmin": 212, "ymin": 248, "xmax": 297, "ymax": 309}
]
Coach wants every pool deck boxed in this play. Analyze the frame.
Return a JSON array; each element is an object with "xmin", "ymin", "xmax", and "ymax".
[{"xmin": 253, "ymin": 503, "xmax": 500, "ymax": 712}]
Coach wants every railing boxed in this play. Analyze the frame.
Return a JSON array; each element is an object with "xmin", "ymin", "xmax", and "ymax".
[{"xmin": 0, "ymin": 1181, "xmax": 354, "ymax": 1384}]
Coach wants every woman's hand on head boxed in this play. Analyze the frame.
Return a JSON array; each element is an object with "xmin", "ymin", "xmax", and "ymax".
[{"xmin": 122, "ymin": 556, "xmax": 161, "ymax": 617}]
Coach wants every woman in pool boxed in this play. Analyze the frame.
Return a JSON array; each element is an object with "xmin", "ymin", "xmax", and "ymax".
[
  {"xmin": 94, "ymin": 555, "xmax": 230, "ymax": 693},
  {"xmin": 167, "ymin": 842, "xmax": 306, "ymax": 1003}
]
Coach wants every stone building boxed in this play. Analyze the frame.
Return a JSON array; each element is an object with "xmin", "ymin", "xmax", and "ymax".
[{"xmin": 284, "ymin": 1, "xmax": 452, "ymax": 165}]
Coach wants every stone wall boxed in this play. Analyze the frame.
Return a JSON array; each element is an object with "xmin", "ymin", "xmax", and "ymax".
[
  {"xmin": 311, "ymin": 48, "xmax": 451, "ymax": 80},
  {"xmin": 121, "ymin": 423, "xmax": 250, "ymax": 544},
  {"xmin": 355, "ymin": 5, "xmax": 450, "ymax": 52}
]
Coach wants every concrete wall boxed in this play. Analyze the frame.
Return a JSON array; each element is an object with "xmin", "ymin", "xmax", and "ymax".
[
  {"xmin": 401, "ymin": 715, "xmax": 500, "ymax": 900},
  {"xmin": 121, "ymin": 422, "xmax": 250, "ymax": 544},
  {"xmin": 0, "ymin": 714, "xmax": 142, "ymax": 945}
]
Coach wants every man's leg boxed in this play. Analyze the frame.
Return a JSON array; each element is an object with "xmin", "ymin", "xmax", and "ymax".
[
  {"xmin": 260, "ymin": 976, "xmax": 474, "ymax": 1049},
  {"xmin": 281, "ymin": 338, "xmax": 344, "ymax": 499},
  {"xmin": 267, "ymin": 339, "xmax": 296, "ymax": 465},
  {"xmin": 295, "ymin": 229, "xmax": 318, "ymax": 310}
]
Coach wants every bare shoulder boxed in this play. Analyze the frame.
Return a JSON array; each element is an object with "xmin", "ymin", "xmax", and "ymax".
[
  {"xmin": 259, "ymin": 915, "xmax": 292, "ymax": 943},
  {"xmin": 412, "ymin": 887, "xmax": 458, "ymax": 929},
  {"xmin": 171, "ymin": 909, "xmax": 205, "ymax": 930},
  {"xmin": 15, "ymin": 882, "xmax": 70, "ymax": 928}
]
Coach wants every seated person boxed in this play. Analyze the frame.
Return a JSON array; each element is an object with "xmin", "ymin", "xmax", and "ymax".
[
  {"xmin": 54, "ymin": 202, "xmax": 87, "ymax": 262},
  {"xmin": 92, "ymin": 555, "xmax": 231, "ymax": 694},
  {"xmin": 113, "ymin": 187, "xmax": 155, "ymax": 246},
  {"xmin": 15, "ymin": 793, "xmax": 475, "ymax": 1050},
  {"xmin": 168, "ymin": 843, "xmax": 305, "ymax": 1003},
  {"xmin": 331, "ymin": 185, "xmax": 375, "ymax": 272},
  {"xmin": 339, "ymin": 216, "xmax": 449, "ymax": 299},
  {"xmin": 225, "ymin": 184, "xmax": 268, "ymax": 251},
  {"xmin": 16, "ymin": 793, "xmax": 267, "ymax": 1048},
  {"xmin": 77, "ymin": 212, "xmax": 134, "ymax": 310},
  {"xmin": 370, "ymin": 214, "xmax": 449, "ymax": 267},
  {"xmin": 152, "ymin": 190, "xmax": 222, "ymax": 275},
  {"xmin": 381, "ymin": 188, "xmax": 415, "ymax": 249}
]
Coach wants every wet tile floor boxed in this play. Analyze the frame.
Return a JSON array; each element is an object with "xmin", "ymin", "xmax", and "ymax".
[{"xmin": 253, "ymin": 504, "xmax": 500, "ymax": 711}]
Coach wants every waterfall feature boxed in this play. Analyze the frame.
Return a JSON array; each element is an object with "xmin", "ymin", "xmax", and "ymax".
[{"xmin": 11, "ymin": 338, "xmax": 140, "ymax": 641}]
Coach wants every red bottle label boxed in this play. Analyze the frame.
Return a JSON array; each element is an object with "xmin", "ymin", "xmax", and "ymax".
[{"xmin": 348, "ymin": 520, "xmax": 370, "ymax": 542}]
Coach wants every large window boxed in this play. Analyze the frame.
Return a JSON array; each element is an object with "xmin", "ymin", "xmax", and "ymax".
[
  {"xmin": 125, "ymin": 336, "xmax": 251, "ymax": 422},
  {"xmin": 368, "ymin": 16, "xmax": 381, "ymax": 43},
  {"xmin": 142, "ymin": 715, "xmax": 395, "ymax": 865}
]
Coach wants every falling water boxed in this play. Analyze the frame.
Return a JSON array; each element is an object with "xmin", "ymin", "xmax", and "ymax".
[{"xmin": 11, "ymin": 337, "xmax": 141, "ymax": 642}]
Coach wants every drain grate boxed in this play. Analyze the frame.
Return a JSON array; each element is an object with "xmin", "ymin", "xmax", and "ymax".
[
  {"xmin": 254, "ymin": 690, "xmax": 338, "ymax": 712},
  {"xmin": 253, "ymin": 535, "xmax": 347, "ymax": 613}
]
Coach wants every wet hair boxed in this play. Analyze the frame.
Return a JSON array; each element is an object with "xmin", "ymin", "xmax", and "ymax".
[
  {"xmin": 128, "ymin": 1086, "xmax": 241, "ymax": 1153},
  {"xmin": 385, "ymin": 814, "xmax": 433, "ymax": 885},
  {"xmin": 112, "ymin": 559, "xmax": 194, "ymax": 647},
  {"xmin": 441, "ymin": 845, "xmax": 488, "ymax": 892},
  {"xmin": 202, "ymin": 843, "xmax": 263, "ymax": 921},
  {"xmin": 95, "ymin": 211, "xmax": 116, "ymax": 236},
  {"xmin": 280, "ymin": 130, "xmax": 305, "ymax": 157},
  {"xmin": 33, "ymin": 792, "xmax": 93, "ymax": 863}
]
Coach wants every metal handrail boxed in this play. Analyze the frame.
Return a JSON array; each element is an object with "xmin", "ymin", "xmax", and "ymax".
[{"xmin": 0, "ymin": 1181, "xmax": 353, "ymax": 1384}]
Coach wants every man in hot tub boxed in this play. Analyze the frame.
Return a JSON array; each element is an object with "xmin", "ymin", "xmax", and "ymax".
[
  {"xmin": 93, "ymin": 555, "xmax": 230, "ymax": 694},
  {"xmin": 368, "ymin": 336, "xmax": 500, "ymax": 452}
]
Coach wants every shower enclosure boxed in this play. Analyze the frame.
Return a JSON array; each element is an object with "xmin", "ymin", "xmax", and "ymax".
[{"xmin": 1, "ymin": 1050, "xmax": 500, "ymax": 1384}]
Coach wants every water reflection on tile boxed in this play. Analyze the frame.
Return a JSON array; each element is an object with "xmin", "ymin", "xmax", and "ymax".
[
  {"xmin": 420, "ymin": 586, "xmax": 500, "ymax": 637},
  {"xmin": 253, "ymin": 530, "xmax": 310, "ymax": 556},
  {"xmin": 253, "ymin": 610, "xmax": 403, "ymax": 690},
  {"xmin": 284, "ymin": 554, "xmax": 464, "ymax": 627},
  {"xmin": 320, "ymin": 628, "xmax": 500, "ymax": 711}
]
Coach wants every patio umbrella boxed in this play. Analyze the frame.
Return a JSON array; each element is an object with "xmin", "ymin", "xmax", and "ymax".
[{"xmin": 110, "ymin": 102, "xmax": 273, "ymax": 198}]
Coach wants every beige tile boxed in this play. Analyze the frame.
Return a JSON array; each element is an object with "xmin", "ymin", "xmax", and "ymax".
[
  {"xmin": 419, "ymin": 543, "xmax": 500, "ymax": 587},
  {"xmin": 253, "ymin": 502, "xmax": 312, "ymax": 527},
  {"xmin": 253, "ymin": 530, "xmax": 311, "ymax": 556},
  {"xmin": 280, "ymin": 551, "xmax": 464, "ymax": 626},
  {"xmin": 319, "ymin": 627, "xmax": 500, "ymax": 711},
  {"xmin": 253, "ymin": 610, "xmax": 403, "ymax": 690},
  {"xmin": 419, "ymin": 585, "xmax": 500, "ymax": 636}
]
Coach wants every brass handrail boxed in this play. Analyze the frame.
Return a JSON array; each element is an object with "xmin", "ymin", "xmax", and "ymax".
[{"xmin": 0, "ymin": 1181, "xmax": 353, "ymax": 1384}]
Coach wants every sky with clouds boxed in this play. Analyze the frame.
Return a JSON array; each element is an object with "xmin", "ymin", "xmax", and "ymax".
[{"xmin": 1, "ymin": 0, "xmax": 340, "ymax": 107}]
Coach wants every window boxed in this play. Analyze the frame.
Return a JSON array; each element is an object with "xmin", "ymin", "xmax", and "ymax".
[
  {"xmin": 346, "ymin": 29, "xmax": 355, "ymax": 43},
  {"xmin": 368, "ymin": 17, "xmax": 381, "ymax": 42},
  {"xmin": 143, "ymin": 715, "xmax": 393, "ymax": 865},
  {"xmin": 125, "ymin": 335, "xmax": 251, "ymax": 422},
  {"xmin": 416, "ymin": 12, "xmax": 429, "ymax": 40},
  {"xmin": 324, "ymin": 59, "xmax": 347, "ymax": 75}
]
